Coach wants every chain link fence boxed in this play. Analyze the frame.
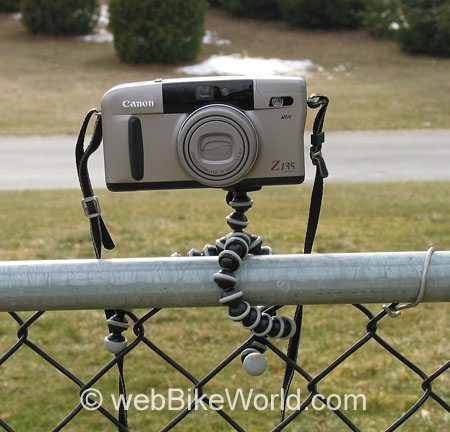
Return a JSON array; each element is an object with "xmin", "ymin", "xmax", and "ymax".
[{"xmin": 1, "ymin": 300, "xmax": 448, "ymax": 431}]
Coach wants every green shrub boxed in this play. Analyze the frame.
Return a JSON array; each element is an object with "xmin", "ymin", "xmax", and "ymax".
[
  {"xmin": 0, "ymin": 0, "xmax": 19, "ymax": 12},
  {"xmin": 396, "ymin": 0, "xmax": 450, "ymax": 57},
  {"xmin": 223, "ymin": 0, "xmax": 281, "ymax": 20},
  {"xmin": 277, "ymin": 0, "xmax": 366, "ymax": 29},
  {"xmin": 360, "ymin": 0, "xmax": 401, "ymax": 38},
  {"xmin": 21, "ymin": 0, "xmax": 99, "ymax": 35},
  {"xmin": 109, "ymin": 0, "xmax": 208, "ymax": 64}
]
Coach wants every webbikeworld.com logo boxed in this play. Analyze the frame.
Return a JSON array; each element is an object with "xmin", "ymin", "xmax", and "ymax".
[{"xmin": 80, "ymin": 388, "xmax": 367, "ymax": 412}]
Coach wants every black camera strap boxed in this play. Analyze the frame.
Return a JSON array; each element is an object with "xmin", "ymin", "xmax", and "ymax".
[
  {"xmin": 280, "ymin": 93, "xmax": 329, "ymax": 421},
  {"xmin": 76, "ymin": 109, "xmax": 128, "ymax": 431},
  {"xmin": 75, "ymin": 108, "xmax": 115, "ymax": 259}
]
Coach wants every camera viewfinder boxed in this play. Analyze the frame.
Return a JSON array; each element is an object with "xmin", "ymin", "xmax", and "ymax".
[{"xmin": 195, "ymin": 85, "xmax": 214, "ymax": 101}]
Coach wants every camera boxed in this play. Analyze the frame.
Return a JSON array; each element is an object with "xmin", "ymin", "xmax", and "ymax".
[{"xmin": 101, "ymin": 76, "xmax": 307, "ymax": 191}]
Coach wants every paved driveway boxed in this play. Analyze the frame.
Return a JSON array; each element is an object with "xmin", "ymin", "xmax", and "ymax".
[{"xmin": 0, "ymin": 130, "xmax": 449, "ymax": 189}]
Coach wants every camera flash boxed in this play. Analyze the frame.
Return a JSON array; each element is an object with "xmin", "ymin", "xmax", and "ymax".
[{"xmin": 270, "ymin": 97, "xmax": 284, "ymax": 107}]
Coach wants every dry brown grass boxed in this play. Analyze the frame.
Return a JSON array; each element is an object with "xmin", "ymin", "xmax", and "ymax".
[{"xmin": 0, "ymin": 8, "xmax": 449, "ymax": 134}]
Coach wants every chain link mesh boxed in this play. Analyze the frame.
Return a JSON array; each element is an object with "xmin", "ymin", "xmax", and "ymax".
[{"xmin": 1, "ymin": 302, "xmax": 448, "ymax": 431}]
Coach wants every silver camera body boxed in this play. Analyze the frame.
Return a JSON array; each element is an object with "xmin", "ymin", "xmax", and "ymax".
[{"xmin": 101, "ymin": 76, "xmax": 307, "ymax": 191}]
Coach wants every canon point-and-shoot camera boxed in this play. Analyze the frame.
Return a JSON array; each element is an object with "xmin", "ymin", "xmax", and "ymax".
[{"xmin": 101, "ymin": 76, "xmax": 307, "ymax": 191}]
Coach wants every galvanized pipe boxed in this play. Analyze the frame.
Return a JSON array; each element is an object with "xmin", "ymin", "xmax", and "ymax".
[{"xmin": 0, "ymin": 252, "xmax": 449, "ymax": 311}]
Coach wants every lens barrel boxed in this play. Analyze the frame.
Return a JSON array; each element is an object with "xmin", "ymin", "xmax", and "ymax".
[{"xmin": 177, "ymin": 105, "xmax": 258, "ymax": 188}]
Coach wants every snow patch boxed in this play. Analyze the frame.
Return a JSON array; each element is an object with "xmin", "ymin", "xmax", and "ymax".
[
  {"xmin": 98, "ymin": 4, "xmax": 109, "ymax": 27},
  {"xmin": 389, "ymin": 21, "xmax": 400, "ymax": 31},
  {"xmin": 80, "ymin": 4, "xmax": 112, "ymax": 43},
  {"xmin": 177, "ymin": 54, "xmax": 318, "ymax": 76},
  {"xmin": 203, "ymin": 30, "xmax": 231, "ymax": 46},
  {"xmin": 81, "ymin": 28, "xmax": 113, "ymax": 43},
  {"xmin": 333, "ymin": 63, "xmax": 349, "ymax": 73}
]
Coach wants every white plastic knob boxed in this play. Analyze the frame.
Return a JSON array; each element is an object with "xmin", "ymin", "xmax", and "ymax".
[
  {"xmin": 242, "ymin": 352, "xmax": 268, "ymax": 376},
  {"xmin": 104, "ymin": 336, "xmax": 128, "ymax": 354}
]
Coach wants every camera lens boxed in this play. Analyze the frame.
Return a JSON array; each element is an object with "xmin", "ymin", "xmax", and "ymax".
[{"xmin": 177, "ymin": 105, "xmax": 258, "ymax": 188}]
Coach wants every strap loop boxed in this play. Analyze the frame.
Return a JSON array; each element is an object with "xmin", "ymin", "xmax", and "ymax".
[
  {"xmin": 306, "ymin": 93, "xmax": 324, "ymax": 109},
  {"xmin": 308, "ymin": 94, "xmax": 329, "ymax": 179},
  {"xmin": 81, "ymin": 196, "xmax": 101, "ymax": 219},
  {"xmin": 311, "ymin": 131, "xmax": 325, "ymax": 147},
  {"xmin": 310, "ymin": 148, "xmax": 328, "ymax": 178}
]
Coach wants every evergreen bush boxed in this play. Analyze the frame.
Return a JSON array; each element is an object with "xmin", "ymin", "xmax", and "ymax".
[
  {"xmin": 21, "ymin": 0, "xmax": 99, "ymax": 36},
  {"xmin": 360, "ymin": 0, "xmax": 401, "ymax": 39},
  {"xmin": 396, "ymin": 0, "xmax": 450, "ymax": 57},
  {"xmin": 224, "ymin": 0, "xmax": 281, "ymax": 20},
  {"xmin": 109, "ymin": 0, "xmax": 208, "ymax": 64},
  {"xmin": 277, "ymin": 0, "xmax": 365, "ymax": 29},
  {"xmin": 0, "ymin": 0, "xmax": 20, "ymax": 12}
]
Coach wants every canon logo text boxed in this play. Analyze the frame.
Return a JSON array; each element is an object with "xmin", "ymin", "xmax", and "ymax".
[{"xmin": 122, "ymin": 100, "xmax": 155, "ymax": 108}]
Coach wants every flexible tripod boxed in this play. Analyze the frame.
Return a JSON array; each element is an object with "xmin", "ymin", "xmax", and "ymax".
[{"xmin": 173, "ymin": 187, "xmax": 297, "ymax": 375}]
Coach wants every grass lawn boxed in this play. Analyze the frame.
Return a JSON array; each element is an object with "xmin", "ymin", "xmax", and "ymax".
[
  {"xmin": 0, "ymin": 183, "xmax": 449, "ymax": 431},
  {"xmin": 0, "ymin": 4, "xmax": 449, "ymax": 431},
  {"xmin": 0, "ymin": 7, "xmax": 449, "ymax": 134}
]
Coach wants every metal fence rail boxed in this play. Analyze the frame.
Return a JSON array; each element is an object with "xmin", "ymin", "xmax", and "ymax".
[
  {"xmin": 1, "ymin": 251, "xmax": 449, "ymax": 431},
  {"xmin": 1, "ymin": 251, "xmax": 449, "ymax": 311}
]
